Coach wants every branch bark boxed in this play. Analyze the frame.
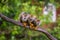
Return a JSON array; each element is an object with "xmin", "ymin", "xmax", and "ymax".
[{"xmin": 0, "ymin": 13, "xmax": 57, "ymax": 40}]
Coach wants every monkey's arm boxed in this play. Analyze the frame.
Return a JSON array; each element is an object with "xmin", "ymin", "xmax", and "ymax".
[{"xmin": 0, "ymin": 13, "xmax": 57, "ymax": 40}]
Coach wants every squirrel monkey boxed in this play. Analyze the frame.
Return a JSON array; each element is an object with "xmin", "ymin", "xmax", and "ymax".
[
  {"xmin": 19, "ymin": 12, "xmax": 41, "ymax": 29},
  {"xmin": 19, "ymin": 12, "xmax": 30, "ymax": 27},
  {"xmin": 28, "ymin": 15, "xmax": 41, "ymax": 29},
  {"xmin": 28, "ymin": 15, "xmax": 37, "ymax": 29}
]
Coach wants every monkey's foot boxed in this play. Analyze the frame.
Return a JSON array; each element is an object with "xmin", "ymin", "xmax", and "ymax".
[
  {"xmin": 23, "ymin": 23, "xmax": 27, "ymax": 27},
  {"xmin": 34, "ymin": 26, "xmax": 39, "ymax": 30}
]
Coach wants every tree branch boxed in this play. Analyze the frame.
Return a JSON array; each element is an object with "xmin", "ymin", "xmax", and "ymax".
[
  {"xmin": 0, "ymin": 13, "xmax": 57, "ymax": 40},
  {"xmin": 0, "ymin": 13, "xmax": 23, "ymax": 26}
]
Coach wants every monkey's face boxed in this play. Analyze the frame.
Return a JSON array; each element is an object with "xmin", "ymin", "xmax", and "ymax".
[
  {"xmin": 22, "ymin": 14, "xmax": 30, "ymax": 22},
  {"xmin": 22, "ymin": 15, "xmax": 27, "ymax": 21}
]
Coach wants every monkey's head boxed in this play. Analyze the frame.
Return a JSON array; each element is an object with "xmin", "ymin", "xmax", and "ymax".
[
  {"xmin": 29, "ymin": 15, "xmax": 37, "ymax": 22},
  {"xmin": 22, "ymin": 13, "xmax": 30, "ymax": 22}
]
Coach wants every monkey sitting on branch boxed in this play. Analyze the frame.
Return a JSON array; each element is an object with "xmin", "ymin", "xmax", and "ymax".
[
  {"xmin": 19, "ymin": 12, "xmax": 41, "ymax": 29},
  {"xmin": 28, "ymin": 15, "xmax": 41, "ymax": 29},
  {"xmin": 19, "ymin": 12, "xmax": 30, "ymax": 27}
]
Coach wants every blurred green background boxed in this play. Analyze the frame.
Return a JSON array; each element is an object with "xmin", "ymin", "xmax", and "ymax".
[{"xmin": 0, "ymin": 0, "xmax": 60, "ymax": 40}]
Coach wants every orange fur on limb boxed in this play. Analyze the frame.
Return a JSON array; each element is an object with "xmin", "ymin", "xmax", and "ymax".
[
  {"xmin": 23, "ymin": 22, "xmax": 27, "ymax": 27},
  {"xmin": 29, "ymin": 22, "xmax": 38, "ymax": 30},
  {"xmin": 30, "ymin": 22, "xmax": 35, "ymax": 29}
]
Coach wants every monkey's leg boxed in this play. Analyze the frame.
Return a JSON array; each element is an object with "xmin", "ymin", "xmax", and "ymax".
[
  {"xmin": 30, "ymin": 23, "xmax": 34, "ymax": 29},
  {"xmin": 23, "ymin": 22, "xmax": 27, "ymax": 27},
  {"xmin": 26, "ymin": 20, "xmax": 30, "ymax": 28},
  {"xmin": 31, "ymin": 26, "xmax": 37, "ymax": 30},
  {"xmin": 23, "ymin": 21, "xmax": 30, "ymax": 28}
]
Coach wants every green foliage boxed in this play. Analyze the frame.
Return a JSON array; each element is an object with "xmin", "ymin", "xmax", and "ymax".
[{"xmin": 0, "ymin": 0, "xmax": 60, "ymax": 40}]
